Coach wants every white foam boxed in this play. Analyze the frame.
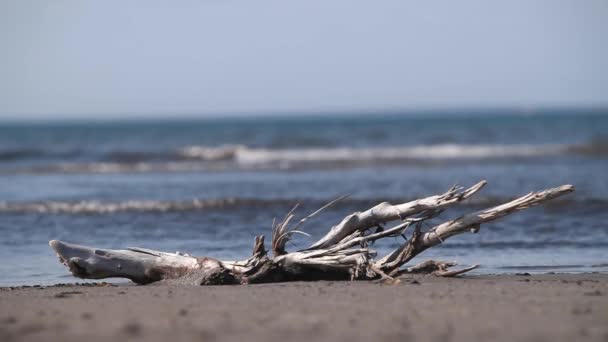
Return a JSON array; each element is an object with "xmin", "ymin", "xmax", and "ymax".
[
  {"xmin": 177, "ymin": 144, "xmax": 246, "ymax": 160},
  {"xmin": 6, "ymin": 143, "xmax": 572, "ymax": 174},
  {"xmin": 179, "ymin": 143, "xmax": 566, "ymax": 166},
  {"xmin": 0, "ymin": 199, "xmax": 247, "ymax": 214}
]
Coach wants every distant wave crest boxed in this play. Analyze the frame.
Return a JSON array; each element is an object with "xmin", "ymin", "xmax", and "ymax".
[
  {"xmin": 178, "ymin": 143, "xmax": 566, "ymax": 164},
  {"xmin": 158, "ymin": 141, "xmax": 608, "ymax": 166},
  {"xmin": 1, "ymin": 141, "xmax": 606, "ymax": 174}
]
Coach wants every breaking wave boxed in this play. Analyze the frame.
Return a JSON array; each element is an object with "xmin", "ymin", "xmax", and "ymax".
[
  {"xmin": 0, "ymin": 198, "xmax": 271, "ymax": 214},
  {"xmin": 0, "ymin": 196, "xmax": 601, "ymax": 214},
  {"xmin": 1, "ymin": 141, "xmax": 607, "ymax": 174},
  {"xmin": 178, "ymin": 143, "xmax": 567, "ymax": 165}
]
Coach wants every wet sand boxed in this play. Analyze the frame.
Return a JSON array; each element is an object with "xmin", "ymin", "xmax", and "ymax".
[{"xmin": 0, "ymin": 274, "xmax": 607, "ymax": 342}]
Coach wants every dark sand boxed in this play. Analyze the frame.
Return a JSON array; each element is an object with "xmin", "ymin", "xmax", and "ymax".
[{"xmin": 1, "ymin": 274, "xmax": 607, "ymax": 342}]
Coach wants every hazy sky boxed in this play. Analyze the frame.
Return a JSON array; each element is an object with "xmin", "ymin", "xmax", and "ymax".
[{"xmin": 1, "ymin": 0, "xmax": 607, "ymax": 119}]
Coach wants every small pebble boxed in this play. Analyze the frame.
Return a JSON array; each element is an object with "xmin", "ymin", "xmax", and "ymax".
[
  {"xmin": 122, "ymin": 322, "xmax": 142, "ymax": 336},
  {"xmin": 583, "ymin": 290, "xmax": 602, "ymax": 296},
  {"xmin": 2, "ymin": 316, "xmax": 17, "ymax": 324}
]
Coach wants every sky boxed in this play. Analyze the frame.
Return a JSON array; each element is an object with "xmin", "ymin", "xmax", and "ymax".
[{"xmin": 1, "ymin": 0, "xmax": 607, "ymax": 119}]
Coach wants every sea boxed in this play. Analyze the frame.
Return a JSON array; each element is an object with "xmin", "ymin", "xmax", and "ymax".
[{"xmin": 1, "ymin": 109, "xmax": 607, "ymax": 286}]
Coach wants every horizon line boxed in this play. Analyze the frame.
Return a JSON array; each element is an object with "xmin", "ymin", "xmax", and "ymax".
[{"xmin": 1, "ymin": 105, "xmax": 607, "ymax": 123}]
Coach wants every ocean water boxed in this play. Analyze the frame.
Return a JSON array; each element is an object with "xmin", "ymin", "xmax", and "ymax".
[{"xmin": 1, "ymin": 110, "xmax": 607, "ymax": 286}]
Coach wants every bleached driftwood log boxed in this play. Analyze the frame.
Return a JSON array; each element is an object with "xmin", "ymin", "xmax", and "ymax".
[{"xmin": 49, "ymin": 181, "xmax": 574, "ymax": 285}]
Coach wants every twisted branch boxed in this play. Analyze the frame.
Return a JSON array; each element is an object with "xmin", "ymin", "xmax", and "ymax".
[
  {"xmin": 375, "ymin": 184, "xmax": 575, "ymax": 274},
  {"xmin": 308, "ymin": 180, "xmax": 487, "ymax": 250}
]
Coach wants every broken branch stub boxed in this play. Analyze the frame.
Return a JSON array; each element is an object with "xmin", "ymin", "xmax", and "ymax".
[{"xmin": 49, "ymin": 181, "xmax": 574, "ymax": 285}]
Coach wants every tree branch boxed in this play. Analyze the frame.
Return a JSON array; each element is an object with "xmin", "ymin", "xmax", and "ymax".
[
  {"xmin": 375, "ymin": 184, "xmax": 575, "ymax": 274},
  {"xmin": 307, "ymin": 181, "xmax": 487, "ymax": 250}
]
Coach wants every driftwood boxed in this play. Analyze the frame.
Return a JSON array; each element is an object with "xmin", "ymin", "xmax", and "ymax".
[{"xmin": 49, "ymin": 181, "xmax": 574, "ymax": 285}]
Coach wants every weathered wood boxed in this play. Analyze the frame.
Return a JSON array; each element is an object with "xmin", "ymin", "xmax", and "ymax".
[
  {"xmin": 49, "ymin": 240, "xmax": 223, "ymax": 284},
  {"xmin": 49, "ymin": 181, "xmax": 574, "ymax": 285},
  {"xmin": 374, "ymin": 184, "xmax": 575, "ymax": 274},
  {"xmin": 307, "ymin": 180, "xmax": 487, "ymax": 249}
]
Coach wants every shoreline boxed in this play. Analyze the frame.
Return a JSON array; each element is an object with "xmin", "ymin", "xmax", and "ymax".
[
  {"xmin": 2, "ymin": 271, "xmax": 607, "ymax": 289},
  {"xmin": 1, "ymin": 273, "xmax": 606, "ymax": 342},
  {"xmin": 3, "ymin": 269, "xmax": 607, "ymax": 289}
]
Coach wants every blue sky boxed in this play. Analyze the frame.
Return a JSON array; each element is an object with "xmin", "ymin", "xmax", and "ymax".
[{"xmin": 1, "ymin": 0, "xmax": 607, "ymax": 119}]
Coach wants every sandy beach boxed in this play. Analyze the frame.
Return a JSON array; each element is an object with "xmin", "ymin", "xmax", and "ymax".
[
  {"xmin": 3, "ymin": 1, "xmax": 607, "ymax": 341},
  {"xmin": 0, "ymin": 273, "xmax": 606, "ymax": 342}
]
